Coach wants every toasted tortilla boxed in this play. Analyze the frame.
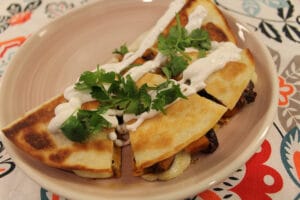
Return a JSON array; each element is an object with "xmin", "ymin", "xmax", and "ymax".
[
  {"xmin": 2, "ymin": 96, "xmax": 121, "ymax": 178},
  {"xmin": 130, "ymin": 92, "xmax": 227, "ymax": 173},
  {"xmin": 204, "ymin": 49, "xmax": 256, "ymax": 109},
  {"xmin": 130, "ymin": 73, "xmax": 227, "ymax": 173},
  {"xmin": 129, "ymin": 0, "xmax": 255, "ymax": 176},
  {"xmin": 162, "ymin": 0, "xmax": 237, "ymax": 44}
]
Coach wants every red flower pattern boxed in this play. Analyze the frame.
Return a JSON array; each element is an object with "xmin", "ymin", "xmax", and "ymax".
[
  {"xmin": 198, "ymin": 190, "xmax": 221, "ymax": 200},
  {"xmin": 9, "ymin": 11, "xmax": 31, "ymax": 25},
  {"xmin": 0, "ymin": 36, "xmax": 26, "ymax": 58},
  {"xmin": 230, "ymin": 140, "xmax": 283, "ymax": 199},
  {"xmin": 278, "ymin": 76, "xmax": 295, "ymax": 106},
  {"xmin": 0, "ymin": 0, "xmax": 41, "ymax": 34}
]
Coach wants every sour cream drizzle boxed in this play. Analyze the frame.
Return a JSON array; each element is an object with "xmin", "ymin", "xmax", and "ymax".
[
  {"xmin": 122, "ymin": 42, "xmax": 241, "ymax": 132},
  {"xmin": 185, "ymin": 5, "xmax": 208, "ymax": 33},
  {"xmin": 180, "ymin": 42, "xmax": 242, "ymax": 93},
  {"xmin": 48, "ymin": 2, "xmax": 242, "ymax": 145},
  {"xmin": 100, "ymin": 0, "xmax": 186, "ymax": 73},
  {"xmin": 124, "ymin": 53, "xmax": 166, "ymax": 81},
  {"xmin": 48, "ymin": 0, "xmax": 186, "ymax": 134},
  {"xmin": 48, "ymin": 86, "xmax": 95, "ymax": 134}
]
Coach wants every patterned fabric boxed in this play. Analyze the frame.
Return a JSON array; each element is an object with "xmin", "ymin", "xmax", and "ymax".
[{"xmin": 0, "ymin": 0, "xmax": 299, "ymax": 199}]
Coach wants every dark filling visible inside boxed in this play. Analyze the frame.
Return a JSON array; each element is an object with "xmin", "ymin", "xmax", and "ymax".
[
  {"xmin": 223, "ymin": 81, "xmax": 257, "ymax": 118},
  {"xmin": 197, "ymin": 81, "xmax": 257, "ymax": 120},
  {"xmin": 144, "ymin": 155, "xmax": 176, "ymax": 174},
  {"xmin": 197, "ymin": 90, "xmax": 222, "ymax": 105}
]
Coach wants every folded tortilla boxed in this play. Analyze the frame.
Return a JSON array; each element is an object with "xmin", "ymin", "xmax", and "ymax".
[
  {"xmin": 130, "ymin": 50, "xmax": 255, "ymax": 176},
  {"xmin": 130, "ymin": 86, "xmax": 227, "ymax": 174},
  {"xmin": 204, "ymin": 49, "xmax": 255, "ymax": 110},
  {"xmin": 169, "ymin": 0, "xmax": 237, "ymax": 44},
  {"xmin": 2, "ymin": 96, "xmax": 121, "ymax": 178},
  {"xmin": 128, "ymin": 0, "xmax": 256, "ymax": 178}
]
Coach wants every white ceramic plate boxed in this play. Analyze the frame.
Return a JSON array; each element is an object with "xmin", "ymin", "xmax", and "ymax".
[{"xmin": 0, "ymin": 1, "xmax": 278, "ymax": 200}]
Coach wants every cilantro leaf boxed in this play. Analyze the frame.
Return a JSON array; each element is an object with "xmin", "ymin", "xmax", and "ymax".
[
  {"xmin": 189, "ymin": 28, "xmax": 211, "ymax": 50},
  {"xmin": 113, "ymin": 44, "xmax": 129, "ymax": 56},
  {"xmin": 157, "ymin": 14, "xmax": 190, "ymax": 58},
  {"xmin": 123, "ymin": 75, "xmax": 138, "ymax": 97},
  {"xmin": 198, "ymin": 49, "xmax": 207, "ymax": 58},
  {"xmin": 151, "ymin": 97, "xmax": 166, "ymax": 114},
  {"xmin": 162, "ymin": 55, "xmax": 188, "ymax": 78},
  {"xmin": 161, "ymin": 67, "xmax": 172, "ymax": 79},
  {"xmin": 111, "ymin": 77, "xmax": 152, "ymax": 115},
  {"xmin": 157, "ymin": 14, "xmax": 211, "ymax": 79},
  {"xmin": 90, "ymin": 86, "xmax": 110, "ymax": 101},
  {"xmin": 139, "ymin": 84, "xmax": 152, "ymax": 110},
  {"xmin": 152, "ymin": 81, "xmax": 186, "ymax": 113},
  {"xmin": 60, "ymin": 109, "xmax": 111, "ymax": 142},
  {"xmin": 75, "ymin": 67, "xmax": 116, "ymax": 90},
  {"xmin": 60, "ymin": 115, "xmax": 89, "ymax": 142},
  {"xmin": 78, "ymin": 110, "xmax": 111, "ymax": 134}
]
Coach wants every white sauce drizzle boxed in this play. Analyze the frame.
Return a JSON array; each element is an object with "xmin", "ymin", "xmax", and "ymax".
[
  {"xmin": 185, "ymin": 5, "xmax": 207, "ymax": 33},
  {"xmin": 124, "ymin": 110, "xmax": 159, "ymax": 131},
  {"xmin": 122, "ymin": 42, "xmax": 241, "ymax": 132},
  {"xmin": 48, "ymin": 2, "xmax": 242, "ymax": 147},
  {"xmin": 180, "ymin": 42, "xmax": 242, "ymax": 92},
  {"xmin": 48, "ymin": 0, "xmax": 186, "ymax": 134},
  {"xmin": 184, "ymin": 47, "xmax": 200, "ymax": 53},
  {"xmin": 48, "ymin": 85, "xmax": 95, "ymax": 134},
  {"xmin": 100, "ymin": 0, "xmax": 186, "ymax": 73},
  {"xmin": 124, "ymin": 53, "xmax": 166, "ymax": 81}
]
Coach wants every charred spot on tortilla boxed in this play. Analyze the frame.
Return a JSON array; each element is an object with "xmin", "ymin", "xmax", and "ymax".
[
  {"xmin": 49, "ymin": 149, "xmax": 71, "ymax": 163},
  {"xmin": 24, "ymin": 131, "xmax": 55, "ymax": 150},
  {"xmin": 202, "ymin": 22, "xmax": 228, "ymax": 42}
]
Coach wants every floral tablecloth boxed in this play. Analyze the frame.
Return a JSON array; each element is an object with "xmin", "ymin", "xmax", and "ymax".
[{"xmin": 0, "ymin": 0, "xmax": 299, "ymax": 199}]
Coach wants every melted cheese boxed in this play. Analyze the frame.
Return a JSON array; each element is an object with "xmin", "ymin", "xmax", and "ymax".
[{"xmin": 141, "ymin": 151, "xmax": 191, "ymax": 181}]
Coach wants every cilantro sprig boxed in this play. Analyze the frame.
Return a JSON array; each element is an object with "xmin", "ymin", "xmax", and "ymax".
[
  {"xmin": 60, "ymin": 107, "xmax": 111, "ymax": 142},
  {"xmin": 158, "ymin": 14, "xmax": 211, "ymax": 79},
  {"xmin": 61, "ymin": 68, "xmax": 185, "ymax": 142},
  {"xmin": 107, "ymin": 75, "xmax": 153, "ymax": 115},
  {"xmin": 152, "ymin": 81, "xmax": 186, "ymax": 114},
  {"xmin": 158, "ymin": 14, "xmax": 190, "ymax": 59},
  {"xmin": 113, "ymin": 44, "xmax": 129, "ymax": 56}
]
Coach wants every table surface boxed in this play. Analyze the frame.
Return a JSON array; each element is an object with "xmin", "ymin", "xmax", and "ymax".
[{"xmin": 0, "ymin": 0, "xmax": 299, "ymax": 199}]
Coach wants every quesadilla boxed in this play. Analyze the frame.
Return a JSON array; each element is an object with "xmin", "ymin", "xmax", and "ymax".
[
  {"xmin": 130, "ymin": 73, "xmax": 227, "ymax": 177},
  {"xmin": 2, "ymin": 96, "xmax": 121, "ymax": 178},
  {"xmin": 125, "ymin": 0, "xmax": 257, "ymax": 180},
  {"xmin": 129, "ymin": 49, "xmax": 255, "ymax": 180},
  {"xmin": 1, "ymin": 0, "xmax": 257, "ymax": 181}
]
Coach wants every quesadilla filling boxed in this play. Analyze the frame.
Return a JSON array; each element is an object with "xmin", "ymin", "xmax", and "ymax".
[{"xmin": 46, "ymin": 0, "xmax": 257, "ymax": 180}]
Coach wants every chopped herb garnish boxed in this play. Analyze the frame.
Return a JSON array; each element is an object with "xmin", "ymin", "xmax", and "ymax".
[
  {"xmin": 158, "ymin": 13, "xmax": 211, "ymax": 79},
  {"xmin": 61, "ymin": 70, "xmax": 186, "ymax": 142},
  {"xmin": 107, "ymin": 75, "xmax": 152, "ymax": 115},
  {"xmin": 189, "ymin": 28, "xmax": 211, "ymax": 51},
  {"xmin": 60, "ymin": 13, "xmax": 211, "ymax": 142},
  {"xmin": 75, "ymin": 66, "xmax": 115, "ymax": 91},
  {"xmin": 152, "ymin": 81, "xmax": 186, "ymax": 113},
  {"xmin": 198, "ymin": 49, "xmax": 207, "ymax": 58},
  {"xmin": 162, "ymin": 55, "xmax": 188, "ymax": 78},
  {"xmin": 61, "ymin": 108, "xmax": 111, "ymax": 142},
  {"xmin": 158, "ymin": 14, "xmax": 190, "ymax": 58},
  {"xmin": 113, "ymin": 44, "xmax": 129, "ymax": 56}
]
